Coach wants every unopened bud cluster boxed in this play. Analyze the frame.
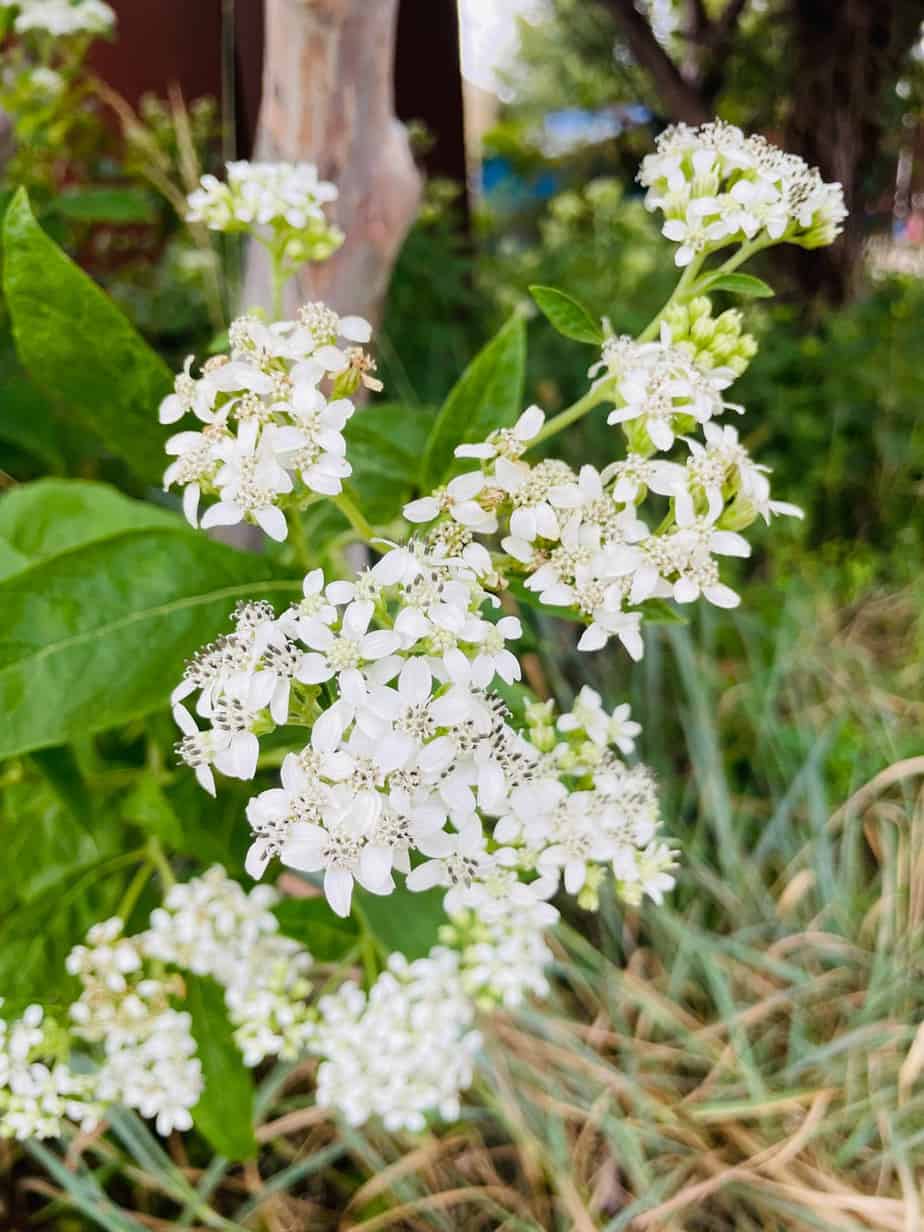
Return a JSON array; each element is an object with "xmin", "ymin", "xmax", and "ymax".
[{"xmin": 662, "ymin": 296, "xmax": 758, "ymax": 378}]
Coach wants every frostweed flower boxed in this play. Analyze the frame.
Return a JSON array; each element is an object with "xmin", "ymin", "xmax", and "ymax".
[
  {"xmin": 186, "ymin": 161, "xmax": 343, "ymax": 262},
  {"xmin": 638, "ymin": 120, "xmax": 847, "ymax": 263},
  {"xmin": 310, "ymin": 949, "xmax": 480, "ymax": 1132},
  {"xmin": 12, "ymin": 0, "xmax": 115, "ymax": 37},
  {"xmin": 0, "ymin": 1003, "xmax": 101, "ymax": 1141},
  {"xmin": 143, "ymin": 867, "xmax": 315, "ymax": 1066},
  {"xmin": 402, "ymin": 324, "xmax": 801, "ymax": 657},
  {"xmin": 159, "ymin": 303, "xmax": 374, "ymax": 538}
]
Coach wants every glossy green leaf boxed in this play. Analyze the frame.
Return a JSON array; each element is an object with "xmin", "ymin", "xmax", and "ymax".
[
  {"xmin": 185, "ymin": 975, "xmax": 258, "ymax": 1161},
  {"xmin": 420, "ymin": 315, "xmax": 526, "ymax": 490},
  {"xmin": 2, "ymin": 190, "xmax": 172, "ymax": 483},
  {"xmin": 273, "ymin": 896, "xmax": 360, "ymax": 962},
  {"xmin": 0, "ymin": 517, "xmax": 297, "ymax": 759},
  {"xmin": 0, "ymin": 479, "xmax": 178, "ymax": 563},
  {"xmin": 0, "ymin": 333, "xmax": 64, "ymax": 472},
  {"xmin": 701, "ymin": 272, "xmax": 775, "ymax": 299},
  {"xmin": 357, "ymin": 886, "xmax": 446, "ymax": 960},
  {"xmin": 0, "ymin": 536, "xmax": 29, "ymax": 580},
  {"xmin": 343, "ymin": 403, "xmax": 438, "ymax": 524},
  {"xmin": 529, "ymin": 284, "xmax": 603, "ymax": 344}
]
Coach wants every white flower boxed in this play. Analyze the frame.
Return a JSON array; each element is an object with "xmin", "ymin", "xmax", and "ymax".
[
  {"xmin": 14, "ymin": 0, "xmax": 115, "ymax": 36},
  {"xmin": 187, "ymin": 161, "xmax": 340, "ymax": 234},
  {"xmin": 454, "ymin": 404, "xmax": 545, "ymax": 461},
  {"xmin": 310, "ymin": 950, "xmax": 479, "ymax": 1132},
  {"xmin": 557, "ymin": 687, "xmax": 641, "ymax": 755}
]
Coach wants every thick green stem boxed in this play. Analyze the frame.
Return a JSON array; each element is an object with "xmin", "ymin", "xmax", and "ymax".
[
  {"xmin": 637, "ymin": 252, "xmax": 707, "ymax": 343},
  {"xmin": 287, "ymin": 508, "xmax": 313, "ymax": 571},
  {"xmin": 333, "ymin": 492, "xmax": 375, "ymax": 543},
  {"xmin": 530, "ymin": 382, "xmax": 613, "ymax": 447},
  {"xmin": 270, "ymin": 250, "xmax": 286, "ymax": 321}
]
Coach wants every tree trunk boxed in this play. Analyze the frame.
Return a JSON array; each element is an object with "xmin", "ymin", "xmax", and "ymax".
[
  {"xmin": 244, "ymin": 0, "xmax": 422, "ymax": 324},
  {"xmin": 784, "ymin": 0, "xmax": 924, "ymax": 302}
]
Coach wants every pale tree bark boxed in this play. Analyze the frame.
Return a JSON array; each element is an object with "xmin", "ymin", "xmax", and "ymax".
[{"xmin": 244, "ymin": 0, "xmax": 422, "ymax": 325}]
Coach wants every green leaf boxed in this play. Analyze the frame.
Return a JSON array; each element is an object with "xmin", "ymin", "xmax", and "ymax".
[
  {"xmin": 636, "ymin": 597, "xmax": 688, "ymax": 625},
  {"xmin": 0, "ymin": 518, "xmax": 296, "ymax": 760},
  {"xmin": 357, "ymin": 886, "xmax": 446, "ymax": 960},
  {"xmin": 700, "ymin": 272, "xmax": 775, "ymax": 299},
  {"xmin": 185, "ymin": 975, "xmax": 258, "ymax": 1161},
  {"xmin": 2, "ymin": 189, "xmax": 172, "ymax": 484},
  {"xmin": 122, "ymin": 777, "xmax": 186, "ymax": 850},
  {"xmin": 0, "ymin": 536, "xmax": 29, "ymax": 581},
  {"xmin": 0, "ymin": 332, "xmax": 64, "ymax": 472},
  {"xmin": 529, "ymin": 284, "xmax": 603, "ymax": 344},
  {"xmin": 343, "ymin": 403, "xmax": 438, "ymax": 524},
  {"xmin": 30, "ymin": 745, "xmax": 93, "ymax": 829},
  {"xmin": 272, "ymin": 897, "xmax": 360, "ymax": 962},
  {"xmin": 420, "ymin": 315, "xmax": 526, "ymax": 490},
  {"xmin": 0, "ymin": 479, "xmax": 178, "ymax": 563},
  {"xmin": 51, "ymin": 186, "xmax": 160, "ymax": 225}
]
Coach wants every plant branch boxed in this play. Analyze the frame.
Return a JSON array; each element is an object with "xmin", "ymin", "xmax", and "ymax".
[{"xmin": 599, "ymin": 0, "xmax": 711, "ymax": 124}]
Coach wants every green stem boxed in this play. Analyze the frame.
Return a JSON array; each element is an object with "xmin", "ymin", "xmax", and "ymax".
[
  {"xmin": 333, "ymin": 492, "xmax": 375, "ymax": 543},
  {"xmin": 287, "ymin": 508, "xmax": 312, "ymax": 571},
  {"xmin": 270, "ymin": 250, "xmax": 286, "ymax": 321},
  {"xmin": 116, "ymin": 859, "xmax": 154, "ymax": 922},
  {"xmin": 530, "ymin": 381, "xmax": 613, "ymax": 447},
  {"xmin": 637, "ymin": 251, "xmax": 707, "ymax": 343},
  {"xmin": 146, "ymin": 836, "xmax": 175, "ymax": 890}
]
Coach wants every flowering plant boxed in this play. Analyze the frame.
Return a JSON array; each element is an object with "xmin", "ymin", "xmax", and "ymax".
[{"xmin": 0, "ymin": 121, "xmax": 844, "ymax": 1157}]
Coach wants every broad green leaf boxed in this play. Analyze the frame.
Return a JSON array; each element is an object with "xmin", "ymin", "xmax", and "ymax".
[
  {"xmin": 0, "ymin": 535, "xmax": 29, "ymax": 580},
  {"xmin": 273, "ymin": 897, "xmax": 360, "ymax": 962},
  {"xmin": 420, "ymin": 315, "xmax": 526, "ymax": 490},
  {"xmin": 0, "ymin": 333, "xmax": 64, "ymax": 472},
  {"xmin": 344, "ymin": 403, "xmax": 438, "ymax": 524},
  {"xmin": 0, "ymin": 524, "xmax": 297, "ymax": 759},
  {"xmin": 2, "ymin": 190, "xmax": 172, "ymax": 484},
  {"xmin": 701, "ymin": 272, "xmax": 775, "ymax": 299},
  {"xmin": 0, "ymin": 854, "xmax": 125, "ymax": 1013},
  {"xmin": 51, "ymin": 186, "xmax": 160, "ymax": 225},
  {"xmin": 357, "ymin": 886, "xmax": 446, "ymax": 960},
  {"xmin": 185, "ymin": 975, "xmax": 258, "ymax": 1161},
  {"xmin": 30, "ymin": 745, "xmax": 93, "ymax": 829},
  {"xmin": 0, "ymin": 479, "xmax": 177, "ymax": 563},
  {"xmin": 529, "ymin": 284, "xmax": 603, "ymax": 344}
]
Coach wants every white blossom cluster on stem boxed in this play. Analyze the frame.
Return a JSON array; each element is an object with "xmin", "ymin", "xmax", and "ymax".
[
  {"xmin": 186, "ymin": 161, "xmax": 344, "ymax": 267},
  {"xmin": 638, "ymin": 120, "xmax": 847, "ymax": 266},
  {"xmin": 159, "ymin": 303, "xmax": 376, "ymax": 539},
  {"xmin": 404, "ymin": 323, "xmax": 801, "ymax": 657},
  {"xmin": 6, "ymin": 0, "xmax": 115, "ymax": 37},
  {"xmin": 310, "ymin": 949, "xmax": 480, "ymax": 1132},
  {"xmin": 171, "ymin": 541, "xmax": 672, "ymax": 925},
  {"xmin": 0, "ymin": 1003, "xmax": 101, "ymax": 1141}
]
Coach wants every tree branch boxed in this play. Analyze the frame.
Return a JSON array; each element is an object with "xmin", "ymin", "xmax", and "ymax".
[{"xmin": 600, "ymin": 0, "xmax": 711, "ymax": 123}]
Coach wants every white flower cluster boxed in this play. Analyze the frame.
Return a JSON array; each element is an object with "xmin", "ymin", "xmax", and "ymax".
[
  {"xmin": 172, "ymin": 549, "xmax": 671, "ymax": 930},
  {"xmin": 186, "ymin": 161, "xmax": 343, "ymax": 260},
  {"xmin": 0, "ymin": 1004, "xmax": 101, "ymax": 1141},
  {"xmin": 66, "ymin": 919, "xmax": 202, "ymax": 1136},
  {"xmin": 160, "ymin": 303, "xmax": 375, "ymax": 539},
  {"xmin": 310, "ymin": 949, "xmax": 480, "ymax": 1132},
  {"xmin": 143, "ymin": 867, "xmax": 315, "ymax": 1066},
  {"xmin": 638, "ymin": 120, "xmax": 847, "ymax": 266},
  {"xmin": 10, "ymin": 0, "xmax": 115, "ymax": 37},
  {"xmin": 404, "ymin": 329, "xmax": 801, "ymax": 657}
]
